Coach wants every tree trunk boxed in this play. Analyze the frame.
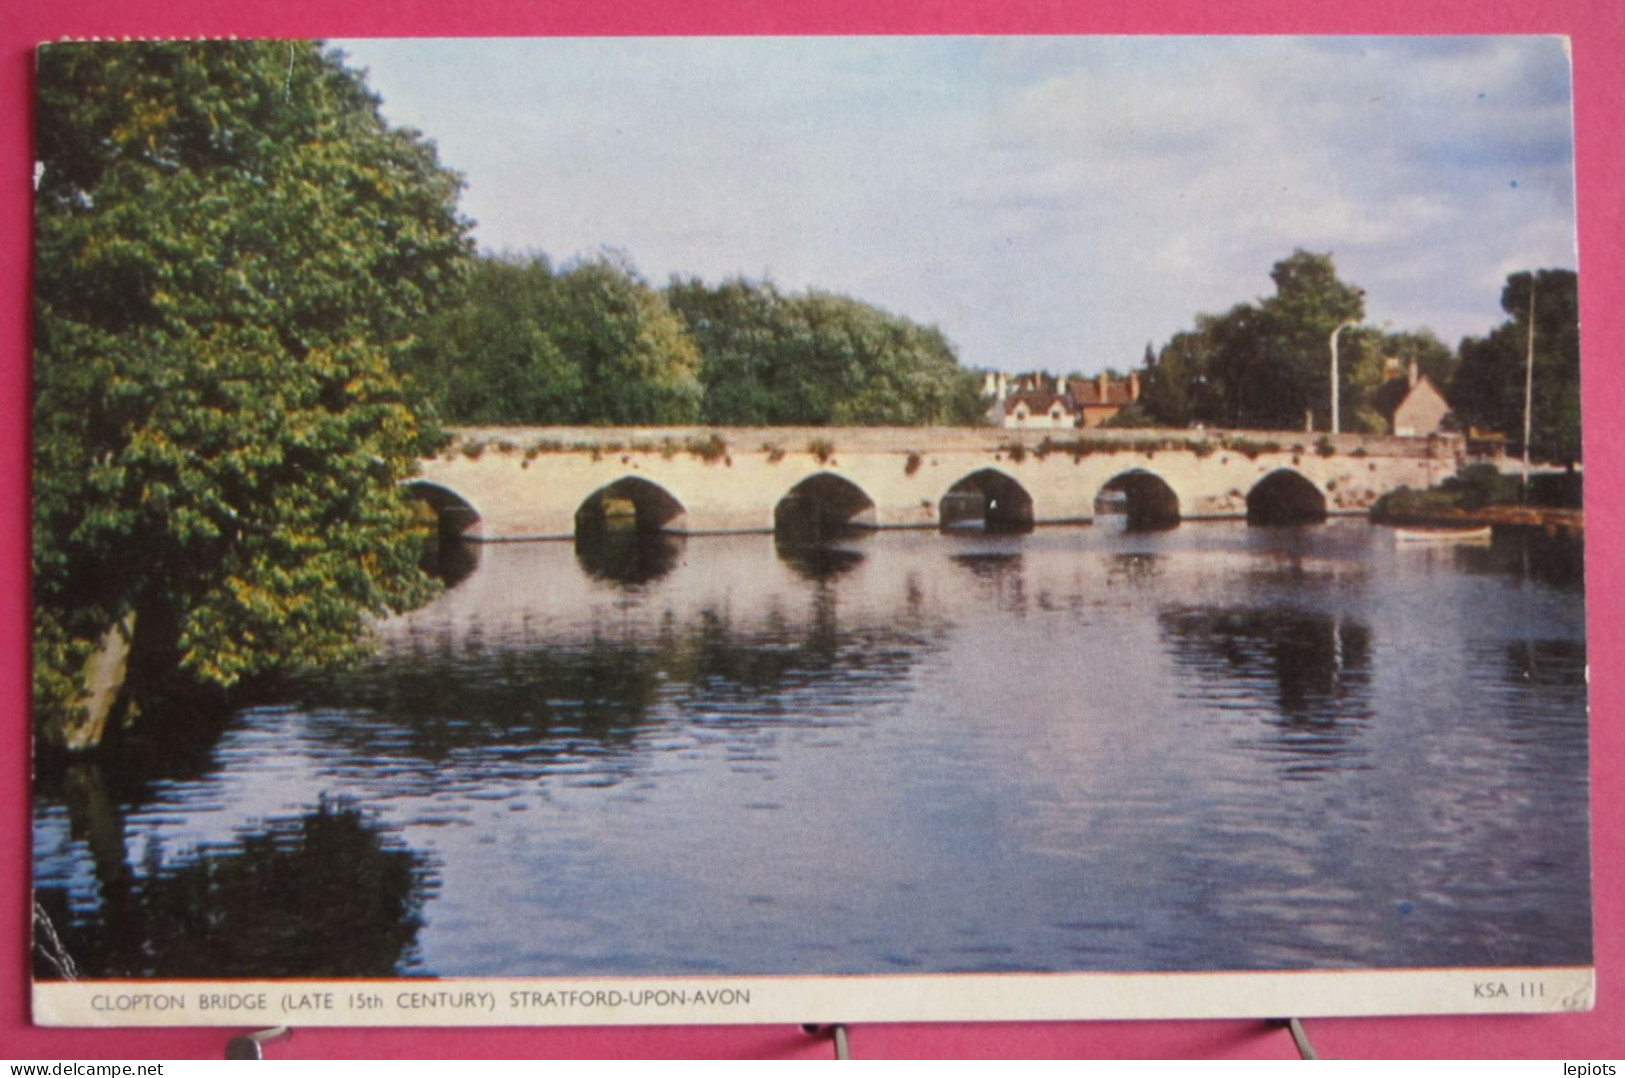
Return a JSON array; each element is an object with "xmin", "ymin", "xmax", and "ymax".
[{"xmin": 49, "ymin": 612, "xmax": 136, "ymax": 753}]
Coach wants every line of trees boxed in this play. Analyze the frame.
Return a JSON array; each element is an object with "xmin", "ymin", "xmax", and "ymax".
[
  {"xmin": 670, "ymin": 275, "xmax": 986, "ymax": 426},
  {"xmin": 398, "ymin": 252, "xmax": 704, "ymax": 426},
  {"xmin": 399, "ymin": 255, "xmax": 986, "ymax": 428},
  {"xmin": 1133, "ymin": 250, "xmax": 1580, "ymax": 464},
  {"xmin": 1136, "ymin": 250, "xmax": 1451, "ymax": 433}
]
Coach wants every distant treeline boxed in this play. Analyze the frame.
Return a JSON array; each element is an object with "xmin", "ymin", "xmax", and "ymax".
[
  {"xmin": 400, "ymin": 252, "xmax": 987, "ymax": 428},
  {"xmin": 1129, "ymin": 251, "xmax": 1580, "ymax": 464}
]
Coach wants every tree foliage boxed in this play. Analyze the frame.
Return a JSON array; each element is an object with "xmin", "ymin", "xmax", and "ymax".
[
  {"xmin": 1154, "ymin": 251, "xmax": 1367, "ymax": 430},
  {"xmin": 666, "ymin": 276, "xmax": 985, "ymax": 426},
  {"xmin": 1138, "ymin": 250, "xmax": 1468, "ymax": 434},
  {"xmin": 402, "ymin": 252, "xmax": 703, "ymax": 425},
  {"xmin": 1451, "ymin": 269, "xmax": 1581, "ymax": 464},
  {"xmin": 411, "ymin": 266, "xmax": 985, "ymax": 427},
  {"xmin": 33, "ymin": 41, "xmax": 473, "ymax": 750}
]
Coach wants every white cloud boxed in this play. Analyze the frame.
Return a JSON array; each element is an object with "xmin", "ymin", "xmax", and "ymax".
[{"xmin": 336, "ymin": 35, "xmax": 1576, "ymax": 372}]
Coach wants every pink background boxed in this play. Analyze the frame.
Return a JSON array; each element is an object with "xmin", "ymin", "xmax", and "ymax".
[{"xmin": 3, "ymin": 0, "xmax": 1621, "ymax": 1060}]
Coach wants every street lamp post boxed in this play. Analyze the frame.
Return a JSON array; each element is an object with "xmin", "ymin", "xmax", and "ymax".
[
  {"xmin": 1329, "ymin": 320, "xmax": 1360, "ymax": 436},
  {"xmin": 1522, "ymin": 279, "xmax": 1536, "ymax": 499}
]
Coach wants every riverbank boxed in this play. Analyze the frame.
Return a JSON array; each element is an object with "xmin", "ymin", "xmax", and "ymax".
[
  {"xmin": 1369, "ymin": 462, "xmax": 1583, "ymax": 537},
  {"xmin": 1371, "ymin": 502, "xmax": 1584, "ymax": 536}
]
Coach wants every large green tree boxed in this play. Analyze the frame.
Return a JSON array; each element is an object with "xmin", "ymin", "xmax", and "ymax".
[
  {"xmin": 403, "ymin": 252, "xmax": 703, "ymax": 425},
  {"xmin": 1241, "ymin": 250, "xmax": 1367, "ymax": 430},
  {"xmin": 1139, "ymin": 250, "xmax": 1374, "ymax": 431},
  {"xmin": 666, "ymin": 276, "xmax": 985, "ymax": 426},
  {"xmin": 1451, "ymin": 269, "xmax": 1581, "ymax": 464},
  {"xmin": 34, "ymin": 41, "xmax": 473, "ymax": 752}
]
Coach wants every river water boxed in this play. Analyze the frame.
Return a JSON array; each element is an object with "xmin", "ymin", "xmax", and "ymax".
[{"xmin": 33, "ymin": 519, "xmax": 1591, "ymax": 979}]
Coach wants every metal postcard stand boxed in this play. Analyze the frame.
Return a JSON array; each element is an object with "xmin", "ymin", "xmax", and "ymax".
[
  {"xmin": 222, "ymin": 1020, "xmax": 1317, "ymax": 1060},
  {"xmin": 1275, "ymin": 1018, "xmax": 1321, "ymax": 1060},
  {"xmin": 801, "ymin": 1023, "xmax": 852, "ymax": 1060},
  {"xmin": 797, "ymin": 1020, "xmax": 1319, "ymax": 1060},
  {"xmin": 223, "ymin": 1027, "xmax": 291, "ymax": 1060}
]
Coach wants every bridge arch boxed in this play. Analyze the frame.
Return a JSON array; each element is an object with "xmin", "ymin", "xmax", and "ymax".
[
  {"xmin": 575, "ymin": 475, "xmax": 689, "ymax": 536},
  {"xmin": 1096, "ymin": 469, "xmax": 1181, "ymax": 531},
  {"xmin": 1246, "ymin": 469, "xmax": 1328, "ymax": 526},
  {"xmin": 404, "ymin": 480, "xmax": 483, "ymax": 542},
  {"xmin": 939, "ymin": 468, "xmax": 1035, "ymax": 533},
  {"xmin": 774, "ymin": 472, "xmax": 878, "ymax": 541}
]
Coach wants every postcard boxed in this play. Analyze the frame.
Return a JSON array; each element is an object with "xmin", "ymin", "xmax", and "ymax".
[{"xmin": 30, "ymin": 35, "xmax": 1591, "ymax": 1027}]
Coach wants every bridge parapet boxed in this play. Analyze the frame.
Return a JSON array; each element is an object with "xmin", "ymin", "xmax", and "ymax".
[
  {"xmin": 415, "ymin": 426, "xmax": 1461, "ymax": 541},
  {"xmin": 441, "ymin": 424, "xmax": 1457, "ymax": 460}
]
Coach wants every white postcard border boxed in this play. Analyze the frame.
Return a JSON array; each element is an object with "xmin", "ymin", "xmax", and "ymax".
[{"xmin": 33, "ymin": 966, "xmax": 1596, "ymax": 1027}]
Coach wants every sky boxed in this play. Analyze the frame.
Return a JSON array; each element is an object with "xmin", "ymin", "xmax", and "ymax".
[{"xmin": 334, "ymin": 36, "xmax": 1577, "ymax": 377}]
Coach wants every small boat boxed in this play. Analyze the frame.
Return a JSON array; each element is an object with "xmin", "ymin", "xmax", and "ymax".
[{"xmin": 1394, "ymin": 525, "xmax": 1493, "ymax": 544}]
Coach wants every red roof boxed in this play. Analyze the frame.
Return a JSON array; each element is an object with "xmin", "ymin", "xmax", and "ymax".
[{"xmin": 1070, "ymin": 381, "xmax": 1135, "ymax": 408}]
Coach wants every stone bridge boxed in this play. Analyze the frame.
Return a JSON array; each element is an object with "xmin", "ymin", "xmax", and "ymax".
[{"xmin": 411, "ymin": 426, "xmax": 1463, "ymax": 541}]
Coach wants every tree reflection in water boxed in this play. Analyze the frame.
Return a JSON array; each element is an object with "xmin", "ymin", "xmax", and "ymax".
[
  {"xmin": 30, "ymin": 524, "xmax": 1592, "ymax": 978},
  {"xmin": 1451, "ymin": 530, "xmax": 1584, "ymax": 592},
  {"xmin": 35, "ymin": 796, "xmax": 435, "ymax": 980},
  {"xmin": 290, "ymin": 601, "xmax": 943, "ymax": 772},
  {"xmin": 295, "ymin": 634, "xmax": 668, "ymax": 765},
  {"xmin": 1159, "ymin": 606, "xmax": 1373, "ymax": 780}
]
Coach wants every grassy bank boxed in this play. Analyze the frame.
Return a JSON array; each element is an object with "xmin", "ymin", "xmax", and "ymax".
[{"xmin": 1371, "ymin": 464, "xmax": 1583, "ymax": 534}]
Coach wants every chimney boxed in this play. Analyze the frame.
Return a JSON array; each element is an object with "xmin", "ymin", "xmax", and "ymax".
[
  {"xmin": 1057, "ymin": 376, "xmax": 1067, "ymax": 397},
  {"xmin": 1098, "ymin": 372, "xmax": 1109, "ymax": 401},
  {"xmin": 1129, "ymin": 372, "xmax": 1141, "ymax": 401},
  {"xmin": 1408, "ymin": 360, "xmax": 1419, "ymax": 389}
]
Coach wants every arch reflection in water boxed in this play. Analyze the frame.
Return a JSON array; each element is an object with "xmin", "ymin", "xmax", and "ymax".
[
  {"xmin": 774, "ymin": 472, "xmax": 878, "ymax": 543},
  {"xmin": 431, "ymin": 537, "xmax": 482, "ymax": 587},
  {"xmin": 775, "ymin": 537, "xmax": 866, "ymax": 582},
  {"xmin": 940, "ymin": 469, "xmax": 1035, "ymax": 533},
  {"xmin": 576, "ymin": 528, "xmax": 686, "ymax": 585},
  {"xmin": 35, "ymin": 797, "xmax": 435, "ymax": 980},
  {"xmin": 1246, "ymin": 469, "xmax": 1328, "ymax": 526},
  {"xmin": 1158, "ymin": 606, "xmax": 1373, "ymax": 780},
  {"xmin": 1096, "ymin": 470, "xmax": 1181, "ymax": 531}
]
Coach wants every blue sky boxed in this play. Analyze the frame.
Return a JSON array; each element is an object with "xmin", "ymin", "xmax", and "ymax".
[{"xmin": 335, "ymin": 36, "xmax": 1577, "ymax": 376}]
